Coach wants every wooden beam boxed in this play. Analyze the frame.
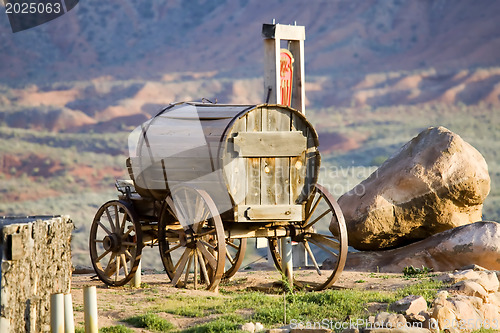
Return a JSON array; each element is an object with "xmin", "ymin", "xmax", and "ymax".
[
  {"xmin": 233, "ymin": 131, "xmax": 307, "ymax": 157},
  {"xmin": 262, "ymin": 24, "xmax": 306, "ymax": 41},
  {"xmin": 236, "ymin": 204, "xmax": 303, "ymax": 222}
]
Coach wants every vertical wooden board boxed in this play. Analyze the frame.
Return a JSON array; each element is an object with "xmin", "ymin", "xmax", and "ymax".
[
  {"xmin": 274, "ymin": 109, "xmax": 291, "ymax": 205},
  {"xmin": 261, "ymin": 156, "xmax": 276, "ymax": 205},
  {"xmin": 291, "ymin": 112, "xmax": 308, "ymax": 203},
  {"xmin": 224, "ymin": 117, "xmax": 246, "ymax": 205},
  {"xmin": 259, "ymin": 106, "xmax": 275, "ymax": 205},
  {"xmin": 245, "ymin": 109, "xmax": 262, "ymax": 205}
]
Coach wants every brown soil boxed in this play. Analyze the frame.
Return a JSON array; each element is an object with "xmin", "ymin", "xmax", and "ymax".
[{"xmin": 70, "ymin": 269, "xmax": 429, "ymax": 332}]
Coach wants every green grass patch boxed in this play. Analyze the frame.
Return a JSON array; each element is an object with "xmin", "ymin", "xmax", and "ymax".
[
  {"xmin": 182, "ymin": 314, "xmax": 245, "ymax": 333},
  {"xmin": 124, "ymin": 313, "xmax": 175, "ymax": 332},
  {"xmin": 395, "ymin": 278, "xmax": 446, "ymax": 305},
  {"xmin": 99, "ymin": 325, "xmax": 133, "ymax": 333},
  {"xmin": 403, "ymin": 265, "xmax": 433, "ymax": 278}
]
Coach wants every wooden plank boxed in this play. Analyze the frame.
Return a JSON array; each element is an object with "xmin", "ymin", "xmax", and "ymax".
[
  {"xmin": 263, "ymin": 39, "xmax": 280, "ymax": 104},
  {"xmin": 236, "ymin": 205, "xmax": 303, "ymax": 221},
  {"xmin": 245, "ymin": 108, "xmax": 262, "ymax": 205},
  {"xmin": 291, "ymin": 112, "xmax": 308, "ymax": 203},
  {"xmin": 161, "ymin": 157, "xmax": 213, "ymax": 171},
  {"xmin": 262, "ymin": 24, "xmax": 306, "ymax": 41},
  {"xmin": 274, "ymin": 109, "xmax": 291, "ymax": 205},
  {"xmin": 233, "ymin": 131, "xmax": 306, "ymax": 157},
  {"xmin": 289, "ymin": 39, "xmax": 306, "ymax": 113},
  {"xmin": 223, "ymin": 115, "xmax": 246, "ymax": 205},
  {"xmin": 259, "ymin": 107, "xmax": 275, "ymax": 206}
]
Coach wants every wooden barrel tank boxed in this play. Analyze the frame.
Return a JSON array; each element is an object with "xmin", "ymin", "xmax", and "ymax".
[{"xmin": 127, "ymin": 102, "xmax": 320, "ymax": 222}]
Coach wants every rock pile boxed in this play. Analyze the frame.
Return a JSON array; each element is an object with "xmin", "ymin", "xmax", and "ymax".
[
  {"xmin": 337, "ymin": 126, "xmax": 490, "ymax": 251},
  {"xmin": 349, "ymin": 267, "xmax": 500, "ymax": 333},
  {"xmin": 431, "ymin": 268, "xmax": 500, "ymax": 332}
]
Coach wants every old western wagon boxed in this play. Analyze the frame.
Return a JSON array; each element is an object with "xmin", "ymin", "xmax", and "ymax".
[{"xmin": 89, "ymin": 102, "xmax": 348, "ymax": 291}]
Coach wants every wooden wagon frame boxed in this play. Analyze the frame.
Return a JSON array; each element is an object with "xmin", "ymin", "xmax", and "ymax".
[{"xmin": 89, "ymin": 102, "xmax": 348, "ymax": 291}]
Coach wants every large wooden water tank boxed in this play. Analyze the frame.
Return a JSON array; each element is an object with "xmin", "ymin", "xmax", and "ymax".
[{"xmin": 128, "ymin": 102, "xmax": 320, "ymax": 221}]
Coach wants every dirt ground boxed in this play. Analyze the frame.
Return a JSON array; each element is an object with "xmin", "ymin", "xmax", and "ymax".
[{"xmin": 70, "ymin": 266, "xmax": 433, "ymax": 332}]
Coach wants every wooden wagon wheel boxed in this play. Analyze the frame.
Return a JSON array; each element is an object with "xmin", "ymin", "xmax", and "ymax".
[
  {"xmin": 89, "ymin": 200, "xmax": 143, "ymax": 287},
  {"xmin": 158, "ymin": 186, "xmax": 226, "ymax": 291},
  {"xmin": 223, "ymin": 238, "xmax": 247, "ymax": 279},
  {"xmin": 268, "ymin": 184, "xmax": 348, "ymax": 290}
]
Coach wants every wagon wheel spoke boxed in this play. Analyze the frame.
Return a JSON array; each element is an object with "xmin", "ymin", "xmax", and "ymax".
[
  {"xmin": 307, "ymin": 236, "xmax": 338, "ymax": 258},
  {"xmin": 172, "ymin": 248, "xmax": 191, "ymax": 286},
  {"xmin": 199, "ymin": 239, "xmax": 217, "ymax": 252},
  {"xmin": 197, "ymin": 250, "xmax": 211, "ymax": 284},
  {"xmin": 121, "ymin": 254, "xmax": 129, "ymax": 277},
  {"xmin": 184, "ymin": 251, "xmax": 194, "ymax": 286},
  {"xmin": 114, "ymin": 205, "xmax": 120, "ymax": 232},
  {"xmin": 303, "ymin": 241, "xmax": 321, "ymax": 275},
  {"xmin": 304, "ymin": 208, "xmax": 332, "ymax": 230},
  {"xmin": 226, "ymin": 249, "xmax": 235, "ymax": 265},
  {"xmin": 222, "ymin": 238, "xmax": 246, "ymax": 279},
  {"xmin": 96, "ymin": 249, "xmax": 111, "ymax": 263},
  {"xmin": 196, "ymin": 228, "xmax": 216, "ymax": 238},
  {"xmin": 162, "ymin": 242, "xmax": 181, "ymax": 255},
  {"xmin": 97, "ymin": 221, "xmax": 112, "ymax": 236},
  {"xmin": 104, "ymin": 252, "xmax": 117, "ymax": 277},
  {"xmin": 308, "ymin": 233, "xmax": 341, "ymax": 252},
  {"xmin": 304, "ymin": 194, "xmax": 322, "ymax": 225},
  {"xmin": 115, "ymin": 253, "xmax": 121, "ymax": 282},
  {"xmin": 120, "ymin": 211, "xmax": 128, "ymax": 234},
  {"xmin": 197, "ymin": 242, "xmax": 217, "ymax": 270},
  {"xmin": 194, "ymin": 250, "xmax": 199, "ymax": 289}
]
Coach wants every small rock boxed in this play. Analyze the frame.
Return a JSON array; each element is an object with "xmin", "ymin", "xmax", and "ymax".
[
  {"xmin": 431, "ymin": 305, "xmax": 457, "ymax": 332},
  {"xmin": 459, "ymin": 264, "xmax": 488, "ymax": 271},
  {"xmin": 406, "ymin": 311, "xmax": 429, "ymax": 323},
  {"xmin": 241, "ymin": 322, "xmax": 255, "ymax": 333},
  {"xmin": 449, "ymin": 296, "xmax": 483, "ymax": 323},
  {"xmin": 390, "ymin": 295, "xmax": 427, "ymax": 317},
  {"xmin": 452, "ymin": 280, "xmax": 488, "ymax": 300},
  {"xmin": 374, "ymin": 312, "xmax": 391, "ymax": 325},
  {"xmin": 267, "ymin": 329, "xmax": 290, "ymax": 333},
  {"xmin": 450, "ymin": 269, "xmax": 500, "ymax": 292},
  {"xmin": 255, "ymin": 322, "xmax": 264, "ymax": 332},
  {"xmin": 433, "ymin": 291, "xmax": 449, "ymax": 307},
  {"xmin": 487, "ymin": 291, "xmax": 500, "ymax": 306}
]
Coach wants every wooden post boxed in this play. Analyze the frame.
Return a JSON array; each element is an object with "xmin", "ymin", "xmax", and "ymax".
[
  {"xmin": 83, "ymin": 286, "xmax": 98, "ymax": 333},
  {"xmin": 281, "ymin": 237, "xmax": 293, "ymax": 289},
  {"xmin": 50, "ymin": 293, "xmax": 64, "ymax": 333},
  {"xmin": 262, "ymin": 23, "xmax": 306, "ymax": 114},
  {"xmin": 64, "ymin": 294, "xmax": 75, "ymax": 333},
  {"xmin": 130, "ymin": 260, "xmax": 141, "ymax": 288}
]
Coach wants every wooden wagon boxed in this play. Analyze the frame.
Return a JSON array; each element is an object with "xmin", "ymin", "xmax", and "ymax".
[{"xmin": 89, "ymin": 102, "xmax": 348, "ymax": 291}]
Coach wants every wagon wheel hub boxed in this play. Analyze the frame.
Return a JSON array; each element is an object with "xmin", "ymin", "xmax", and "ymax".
[
  {"xmin": 178, "ymin": 230, "xmax": 196, "ymax": 248},
  {"xmin": 103, "ymin": 234, "xmax": 121, "ymax": 252}
]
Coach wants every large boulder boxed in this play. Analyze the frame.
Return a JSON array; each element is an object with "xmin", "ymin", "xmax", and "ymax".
[
  {"xmin": 337, "ymin": 126, "xmax": 490, "ymax": 250},
  {"xmin": 343, "ymin": 221, "xmax": 500, "ymax": 272}
]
